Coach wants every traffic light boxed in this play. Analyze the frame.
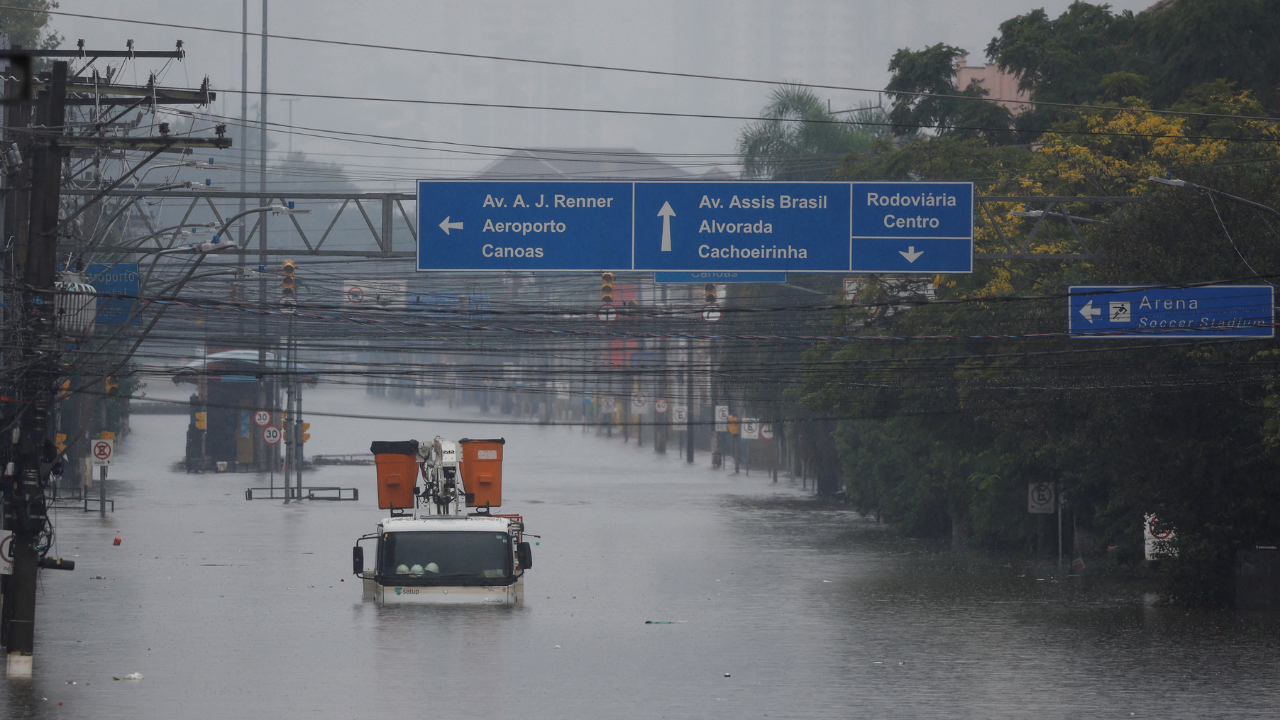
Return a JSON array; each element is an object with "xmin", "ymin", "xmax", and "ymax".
[
  {"xmin": 282, "ymin": 260, "xmax": 297, "ymax": 304},
  {"xmin": 104, "ymin": 375, "xmax": 119, "ymax": 396},
  {"xmin": 601, "ymin": 272, "xmax": 615, "ymax": 304},
  {"xmin": 300, "ymin": 422, "xmax": 311, "ymax": 443},
  {"xmin": 704, "ymin": 283, "xmax": 717, "ymax": 304},
  {"xmin": 229, "ymin": 283, "xmax": 243, "ymax": 302},
  {"xmin": 58, "ymin": 378, "xmax": 70, "ymax": 400}
]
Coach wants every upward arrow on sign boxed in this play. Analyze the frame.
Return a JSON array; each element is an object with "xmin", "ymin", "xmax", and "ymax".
[{"xmin": 658, "ymin": 201, "xmax": 676, "ymax": 252}]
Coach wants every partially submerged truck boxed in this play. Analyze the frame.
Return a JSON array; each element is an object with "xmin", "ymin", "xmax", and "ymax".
[{"xmin": 351, "ymin": 437, "xmax": 533, "ymax": 605}]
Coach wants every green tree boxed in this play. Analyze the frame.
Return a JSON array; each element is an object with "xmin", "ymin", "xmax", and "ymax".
[
  {"xmin": 0, "ymin": 1, "xmax": 62, "ymax": 50},
  {"xmin": 987, "ymin": 3, "xmax": 1143, "ymax": 107},
  {"xmin": 885, "ymin": 43, "xmax": 1014, "ymax": 144},
  {"xmin": 986, "ymin": 1, "xmax": 1280, "ymax": 125},
  {"xmin": 737, "ymin": 85, "xmax": 888, "ymax": 180},
  {"xmin": 1141, "ymin": 0, "xmax": 1280, "ymax": 108}
]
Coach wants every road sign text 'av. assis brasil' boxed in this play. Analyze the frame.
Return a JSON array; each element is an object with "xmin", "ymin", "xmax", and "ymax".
[
  {"xmin": 1069, "ymin": 285, "xmax": 1274, "ymax": 338},
  {"xmin": 417, "ymin": 180, "xmax": 973, "ymax": 274}
]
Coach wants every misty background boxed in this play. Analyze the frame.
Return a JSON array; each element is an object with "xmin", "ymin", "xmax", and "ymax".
[{"xmin": 55, "ymin": 0, "xmax": 1154, "ymax": 191}]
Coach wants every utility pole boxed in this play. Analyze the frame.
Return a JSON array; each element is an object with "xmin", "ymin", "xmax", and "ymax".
[
  {"xmin": 0, "ymin": 47, "xmax": 230, "ymax": 676},
  {"xmin": 4, "ymin": 61, "xmax": 68, "ymax": 679},
  {"xmin": 256, "ymin": 0, "xmax": 271, "ymax": 473},
  {"xmin": 237, "ymin": 0, "xmax": 249, "ymax": 330}
]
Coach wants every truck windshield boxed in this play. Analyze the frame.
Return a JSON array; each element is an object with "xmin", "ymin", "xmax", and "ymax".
[{"xmin": 379, "ymin": 531, "xmax": 513, "ymax": 586}]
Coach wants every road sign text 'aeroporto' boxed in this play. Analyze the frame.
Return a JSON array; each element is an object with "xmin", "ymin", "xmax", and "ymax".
[{"xmin": 418, "ymin": 180, "xmax": 973, "ymax": 274}]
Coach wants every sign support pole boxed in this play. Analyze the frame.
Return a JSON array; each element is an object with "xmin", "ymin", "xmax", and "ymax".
[
  {"xmin": 685, "ymin": 335, "xmax": 694, "ymax": 465},
  {"xmin": 1057, "ymin": 490, "xmax": 1064, "ymax": 568}
]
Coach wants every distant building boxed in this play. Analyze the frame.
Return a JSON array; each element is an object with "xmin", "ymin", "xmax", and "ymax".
[
  {"xmin": 473, "ymin": 148, "xmax": 735, "ymax": 181},
  {"xmin": 956, "ymin": 56, "xmax": 1031, "ymax": 115}
]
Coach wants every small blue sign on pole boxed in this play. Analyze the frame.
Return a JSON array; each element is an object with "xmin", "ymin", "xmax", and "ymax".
[
  {"xmin": 653, "ymin": 272, "xmax": 787, "ymax": 284},
  {"xmin": 84, "ymin": 263, "xmax": 141, "ymax": 325},
  {"xmin": 417, "ymin": 180, "xmax": 973, "ymax": 274},
  {"xmin": 1068, "ymin": 285, "xmax": 1274, "ymax": 338}
]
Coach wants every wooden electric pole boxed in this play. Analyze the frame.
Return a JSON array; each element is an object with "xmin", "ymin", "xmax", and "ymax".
[{"xmin": 4, "ymin": 60, "xmax": 68, "ymax": 679}]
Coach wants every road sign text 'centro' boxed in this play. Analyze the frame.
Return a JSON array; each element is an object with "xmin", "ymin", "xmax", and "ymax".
[{"xmin": 417, "ymin": 180, "xmax": 973, "ymax": 274}]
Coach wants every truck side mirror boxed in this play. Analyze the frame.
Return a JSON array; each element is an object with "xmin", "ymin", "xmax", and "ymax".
[
  {"xmin": 517, "ymin": 541, "xmax": 532, "ymax": 570},
  {"xmin": 352, "ymin": 546, "xmax": 364, "ymax": 575}
]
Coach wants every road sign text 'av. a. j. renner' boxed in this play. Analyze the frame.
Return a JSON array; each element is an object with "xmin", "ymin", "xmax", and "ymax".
[
  {"xmin": 1069, "ymin": 285, "xmax": 1274, "ymax": 338},
  {"xmin": 417, "ymin": 180, "xmax": 973, "ymax": 274}
]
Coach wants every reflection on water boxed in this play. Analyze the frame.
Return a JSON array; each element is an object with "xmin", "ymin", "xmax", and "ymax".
[{"xmin": 2, "ymin": 387, "xmax": 1277, "ymax": 719}]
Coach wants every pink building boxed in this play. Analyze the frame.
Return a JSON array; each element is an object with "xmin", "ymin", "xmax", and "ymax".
[{"xmin": 956, "ymin": 56, "xmax": 1031, "ymax": 114}]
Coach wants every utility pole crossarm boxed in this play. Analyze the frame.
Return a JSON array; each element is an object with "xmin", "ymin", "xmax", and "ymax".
[
  {"xmin": 25, "ymin": 50, "xmax": 185, "ymax": 58},
  {"xmin": 56, "ymin": 137, "xmax": 232, "ymax": 150}
]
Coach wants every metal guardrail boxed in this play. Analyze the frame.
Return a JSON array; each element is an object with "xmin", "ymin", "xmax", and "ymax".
[{"xmin": 245, "ymin": 485, "xmax": 358, "ymax": 501}]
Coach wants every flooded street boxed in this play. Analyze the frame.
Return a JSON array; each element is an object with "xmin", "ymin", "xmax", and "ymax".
[{"xmin": 3, "ymin": 386, "xmax": 1278, "ymax": 719}]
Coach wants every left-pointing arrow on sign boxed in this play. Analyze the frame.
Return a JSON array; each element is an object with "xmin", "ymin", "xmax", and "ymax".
[
  {"xmin": 439, "ymin": 216, "xmax": 464, "ymax": 235},
  {"xmin": 1079, "ymin": 300, "xmax": 1101, "ymax": 323}
]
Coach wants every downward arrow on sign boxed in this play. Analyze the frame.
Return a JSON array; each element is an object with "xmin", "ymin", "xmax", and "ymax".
[{"xmin": 899, "ymin": 246, "xmax": 924, "ymax": 263}]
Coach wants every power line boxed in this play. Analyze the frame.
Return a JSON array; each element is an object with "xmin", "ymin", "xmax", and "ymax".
[
  {"xmin": 202, "ymin": 89, "xmax": 1280, "ymax": 145},
  {"xmin": 16, "ymin": 4, "xmax": 1278, "ymax": 125}
]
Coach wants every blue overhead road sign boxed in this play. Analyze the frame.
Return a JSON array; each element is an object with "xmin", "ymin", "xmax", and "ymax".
[
  {"xmin": 418, "ymin": 181, "xmax": 632, "ymax": 271},
  {"xmin": 1068, "ymin": 285, "xmax": 1274, "ymax": 338},
  {"xmin": 850, "ymin": 182, "xmax": 974, "ymax": 273},
  {"xmin": 631, "ymin": 181, "xmax": 851, "ymax": 273},
  {"xmin": 417, "ymin": 180, "xmax": 973, "ymax": 274},
  {"xmin": 84, "ymin": 263, "xmax": 140, "ymax": 325}
]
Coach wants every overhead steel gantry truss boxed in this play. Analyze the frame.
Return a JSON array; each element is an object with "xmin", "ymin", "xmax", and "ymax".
[
  {"xmin": 66, "ymin": 189, "xmax": 418, "ymax": 259},
  {"xmin": 66, "ymin": 189, "xmax": 1142, "ymax": 262}
]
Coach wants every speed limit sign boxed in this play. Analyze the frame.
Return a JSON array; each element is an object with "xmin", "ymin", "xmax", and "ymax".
[
  {"xmin": 254, "ymin": 410, "xmax": 272, "ymax": 427},
  {"xmin": 654, "ymin": 398, "xmax": 668, "ymax": 414},
  {"xmin": 262, "ymin": 426, "xmax": 282, "ymax": 445}
]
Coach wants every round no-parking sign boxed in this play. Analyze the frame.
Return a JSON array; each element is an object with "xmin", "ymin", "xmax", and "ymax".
[
  {"xmin": 262, "ymin": 426, "xmax": 282, "ymax": 445},
  {"xmin": 1, "ymin": 534, "xmax": 13, "ymax": 572},
  {"xmin": 91, "ymin": 439, "xmax": 114, "ymax": 466}
]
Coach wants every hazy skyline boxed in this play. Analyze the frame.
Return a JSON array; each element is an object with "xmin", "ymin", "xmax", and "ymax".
[{"xmin": 53, "ymin": 1, "xmax": 1154, "ymax": 188}]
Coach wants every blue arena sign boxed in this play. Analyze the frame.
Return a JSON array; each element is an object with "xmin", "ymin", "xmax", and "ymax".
[{"xmin": 1068, "ymin": 285, "xmax": 1274, "ymax": 338}]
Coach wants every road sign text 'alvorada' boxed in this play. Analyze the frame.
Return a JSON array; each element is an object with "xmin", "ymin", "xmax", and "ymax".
[{"xmin": 418, "ymin": 180, "xmax": 973, "ymax": 274}]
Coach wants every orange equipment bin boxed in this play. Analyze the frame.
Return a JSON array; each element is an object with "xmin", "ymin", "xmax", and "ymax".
[
  {"xmin": 370, "ymin": 440, "xmax": 420, "ymax": 510},
  {"xmin": 459, "ymin": 438, "xmax": 504, "ymax": 508}
]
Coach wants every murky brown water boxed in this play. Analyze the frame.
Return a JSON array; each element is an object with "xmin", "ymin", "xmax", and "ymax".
[{"xmin": 3, "ymin": 386, "xmax": 1277, "ymax": 718}]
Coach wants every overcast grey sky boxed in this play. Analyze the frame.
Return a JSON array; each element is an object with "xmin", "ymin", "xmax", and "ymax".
[{"xmin": 55, "ymin": 1, "xmax": 1153, "ymax": 188}]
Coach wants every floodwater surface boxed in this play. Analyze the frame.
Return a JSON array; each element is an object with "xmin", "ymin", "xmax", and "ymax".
[{"xmin": 2, "ymin": 386, "xmax": 1278, "ymax": 718}]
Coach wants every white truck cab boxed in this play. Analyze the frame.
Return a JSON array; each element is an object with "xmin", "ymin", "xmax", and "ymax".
[{"xmin": 355, "ymin": 514, "xmax": 530, "ymax": 605}]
